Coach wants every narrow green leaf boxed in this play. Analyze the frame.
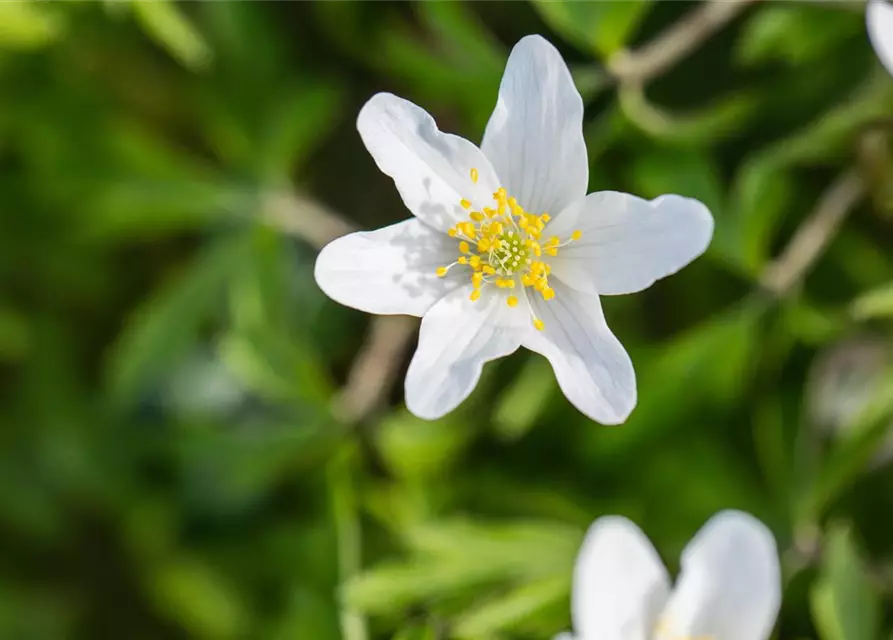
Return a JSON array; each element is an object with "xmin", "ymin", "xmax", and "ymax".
[
  {"xmin": 107, "ymin": 235, "xmax": 249, "ymax": 406},
  {"xmin": 532, "ymin": 0, "xmax": 651, "ymax": 57},
  {"xmin": 493, "ymin": 357, "xmax": 556, "ymax": 441},
  {"xmin": 132, "ymin": 0, "xmax": 212, "ymax": 71},
  {"xmin": 452, "ymin": 576, "xmax": 567, "ymax": 638},
  {"xmin": 0, "ymin": 2, "xmax": 64, "ymax": 50},
  {"xmin": 810, "ymin": 524, "xmax": 880, "ymax": 640},
  {"xmin": 737, "ymin": 5, "xmax": 862, "ymax": 67},
  {"xmin": 851, "ymin": 281, "xmax": 893, "ymax": 320}
]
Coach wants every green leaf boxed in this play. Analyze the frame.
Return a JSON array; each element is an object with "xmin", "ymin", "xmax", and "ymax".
[
  {"xmin": 148, "ymin": 558, "xmax": 248, "ymax": 639},
  {"xmin": 254, "ymin": 83, "xmax": 344, "ymax": 183},
  {"xmin": 375, "ymin": 410, "xmax": 472, "ymax": 480},
  {"xmin": 345, "ymin": 520, "xmax": 579, "ymax": 616},
  {"xmin": 392, "ymin": 624, "xmax": 437, "ymax": 640},
  {"xmin": 729, "ymin": 156, "xmax": 793, "ymax": 275},
  {"xmin": 803, "ymin": 373, "xmax": 893, "ymax": 519},
  {"xmin": 132, "ymin": 0, "xmax": 212, "ymax": 71},
  {"xmin": 810, "ymin": 524, "xmax": 881, "ymax": 640},
  {"xmin": 737, "ymin": 5, "xmax": 863, "ymax": 67},
  {"xmin": 493, "ymin": 357, "xmax": 556, "ymax": 441},
  {"xmin": 851, "ymin": 281, "xmax": 893, "ymax": 320},
  {"xmin": 451, "ymin": 576, "xmax": 567, "ymax": 638},
  {"xmin": 769, "ymin": 72, "xmax": 893, "ymax": 167},
  {"xmin": 106, "ymin": 235, "xmax": 249, "ymax": 406},
  {"xmin": 532, "ymin": 0, "xmax": 651, "ymax": 57},
  {"xmin": 0, "ymin": 2, "xmax": 64, "ymax": 50},
  {"xmin": 628, "ymin": 147, "xmax": 724, "ymax": 213}
]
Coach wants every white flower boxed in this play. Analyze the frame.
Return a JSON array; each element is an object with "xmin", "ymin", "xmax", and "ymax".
[
  {"xmin": 868, "ymin": 0, "xmax": 893, "ymax": 76},
  {"xmin": 557, "ymin": 510, "xmax": 781, "ymax": 640},
  {"xmin": 314, "ymin": 35, "xmax": 714, "ymax": 423}
]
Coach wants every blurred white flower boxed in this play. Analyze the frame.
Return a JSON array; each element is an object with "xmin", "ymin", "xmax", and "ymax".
[
  {"xmin": 314, "ymin": 35, "xmax": 713, "ymax": 422},
  {"xmin": 807, "ymin": 336, "xmax": 893, "ymax": 467},
  {"xmin": 867, "ymin": 0, "xmax": 893, "ymax": 76},
  {"xmin": 556, "ymin": 510, "xmax": 781, "ymax": 640}
]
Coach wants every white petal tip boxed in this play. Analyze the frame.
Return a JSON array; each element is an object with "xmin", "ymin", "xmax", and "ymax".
[
  {"xmin": 868, "ymin": 1, "xmax": 893, "ymax": 76},
  {"xmin": 650, "ymin": 194, "xmax": 715, "ymax": 257}
]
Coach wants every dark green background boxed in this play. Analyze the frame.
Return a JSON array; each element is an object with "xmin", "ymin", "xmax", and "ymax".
[{"xmin": 1, "ymin": 1, "xmax": 892, "ymax": 638}]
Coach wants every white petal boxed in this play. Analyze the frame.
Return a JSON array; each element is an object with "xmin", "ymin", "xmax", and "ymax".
[
  {"xmin": 548, "ymin": 192, "xmax": 713, "ymax": 296},
  {"xmin": 572, "ymin": 517, "xmax": 671, "ymax": 640},
  {"xmin": 357, "ymin": 93, "xmax": 501, "ymax": 233},
  {"xmin": 867, "ymin": 1, "xmax": 893, "ymax": 77},
  {"xmin": 314, "ymin": 218, "xmax": 461, "ymax": 317},
  {"xmin": 521, "ymin": 282, "xmax": 636, "ymax": 424},
  {"xmin": 404, "ymin": 285, "xmax": 524, "ymax": 419},
  {"xmin": 656, "ymin": 511, "xmax": 781, "ymax": 640},
  {"xmin": 481, "ymin": 35, "xmax": 588, "ymax": 216}
]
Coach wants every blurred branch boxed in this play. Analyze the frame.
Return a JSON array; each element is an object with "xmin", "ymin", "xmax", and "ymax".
[
  {"xmin": 609, "ymin": 0, "xmax": 758, "ymax": 84},
  {"xmin": 263, "ymin": 191, "xmax": 418, "ymax": 424},
  {"xmin": 264, "ymin": 191, "xmax": 357, "ymax": 249},
  {"xmin": 761, "ymin": 171, "xmax": 865, "ymax": 296},
  {"xmin": 334, "ymin": 315, "xmax": 416, "ymax": 424}
]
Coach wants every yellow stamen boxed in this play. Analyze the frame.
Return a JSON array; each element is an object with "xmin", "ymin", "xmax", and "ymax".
[
  {"xmin": 571, "ymin": 230, "xmax": 582, "ymax": 241},
  {"xmin": 447, "ymin": 182, "xmax": 571, "ymax": 329}
]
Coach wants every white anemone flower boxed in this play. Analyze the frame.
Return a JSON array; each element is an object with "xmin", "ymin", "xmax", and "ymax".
[
  {"xmin": 868, "ymin": 0, "xmax": 893, "ymax": 76},
  {"xmin": 556, "ymin": 510, "xmax": 781, "ymax": 640},
  {"xmin": 314, "ymin": 35, "xmax": 714, "ymax": 422}
]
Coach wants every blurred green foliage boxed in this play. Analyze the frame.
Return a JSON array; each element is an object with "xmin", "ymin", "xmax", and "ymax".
[{"xmin": 1, "ymin": 1, "xmax": 892, "ymax": 639}]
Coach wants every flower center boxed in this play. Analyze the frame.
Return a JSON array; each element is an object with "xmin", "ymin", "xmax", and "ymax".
[{"xmin": 436, "ymin": 168, "xmax": 582, "ymax": 331}]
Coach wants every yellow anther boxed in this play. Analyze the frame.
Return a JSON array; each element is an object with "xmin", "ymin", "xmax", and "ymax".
[
  {"xmin": 472, "ymin": 272, "xmax": 484, "ymax": 287},
  {"xmin": 460, "ymin": 199, "xmax": 472, "ymax": 209},
  {"xmin": 459, "ymin": 241, "xmax": 470, "ymax": 254},
  {"xmin": 542, "ymin": 287, "xmax": 555, "ymax": 301},
  {"xmin": 484, "ymin": 207, "xmax": 497, "ymax": 217},
  {"xmin": 506, "ymin": 296, "xmax": 518, "ymax": 307},
  {"xmin": 571, "ymin": 230, "xmax": 582, "ymax": 241},
  {"xmin": 490, "ymin": 221, "xmax": 503, "ymax": 235},
  {"xmin": 482, "ymin": 265, "xmax": 496, "ymax": 275},
  {"xmin": 470, "ymin": 289, "xmax": 481, "ymax": 302},
  {"xmin": 545, "ymin": 247, "xmax": 558, "ymax": 257},
  {"xmin": 459, "ymin": 222, "xmax": 476, "ymax": 238},
  {"xmin": 534, "ymin": 318, "xmax": 545, "ymax": 331},
  {"xmin": 541, "ymin": 213, "xmax": 551, "ymax": 222},
  {"xmin": 448, "ymin": 228, "xmax": 457, "ymax": 237},
  {"xmin": 469, "ymin": 255, "xmax": 482, "ymax": 269},
  {"xmin": 470, "ymin": 167, "xmax": 479, "ymax": 184},
  {"xmin": 436, "ymin": 266, "xmax": 448, "ymax": 277},
  {"xmin": 458, "ymin": 256, "xmax": 468, "ymax": 265},
  {"xmin": 470, "ymin": 211, "xmax": 484, "ymax": 222},
  {"xmin": 477, "ymin": 239, "xmax": 491, "ymax": 252}
]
